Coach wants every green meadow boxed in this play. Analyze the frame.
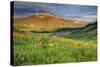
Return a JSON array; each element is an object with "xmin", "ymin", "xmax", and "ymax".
[{"xmin": 13, "ymin": 25, "xmax": 97, "ymax": 66}]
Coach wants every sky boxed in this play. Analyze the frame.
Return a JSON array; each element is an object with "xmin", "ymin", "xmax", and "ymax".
[{"xmin": 13, "ymin": 1, "xmax": 97, "ymax": 19}]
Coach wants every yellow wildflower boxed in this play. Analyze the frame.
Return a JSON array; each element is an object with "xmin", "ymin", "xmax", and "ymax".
[{"xmin": 48, "ymin": 43, "xmax": 54, "ymax": 47}]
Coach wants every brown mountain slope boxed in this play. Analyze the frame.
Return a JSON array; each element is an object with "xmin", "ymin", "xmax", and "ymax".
[{"xmin": 14, "ymin": 12, "xmax": 87, "ymax": 32}]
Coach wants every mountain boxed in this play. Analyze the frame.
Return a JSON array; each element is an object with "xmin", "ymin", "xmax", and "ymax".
[{"xmin": 14, "ymin": 12, "xmax": 87, "ymax": 32}]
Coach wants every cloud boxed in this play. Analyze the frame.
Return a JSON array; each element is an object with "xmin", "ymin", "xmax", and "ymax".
[{"xmin": 13, "ymin": 1, "xmax": 97, "ymax": 18}]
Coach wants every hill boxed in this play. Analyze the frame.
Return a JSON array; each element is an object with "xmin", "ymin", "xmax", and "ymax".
[
  {"xmin": 14, "ymin": 12, "xmax": 86, "ymax": 32},
  {"xmin": 60, "ymin": 22, "xmax": 97, "ymax": 40}
]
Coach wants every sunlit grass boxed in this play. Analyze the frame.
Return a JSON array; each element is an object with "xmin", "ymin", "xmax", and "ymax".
[{"xmin": 13, "ymin": 32, "xmax": 97, "ymax": 66}]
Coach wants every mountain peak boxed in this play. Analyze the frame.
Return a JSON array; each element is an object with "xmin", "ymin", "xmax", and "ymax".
[{"xmin": 35, "ymin": 12, "xmax": 54, "ymax": 17}]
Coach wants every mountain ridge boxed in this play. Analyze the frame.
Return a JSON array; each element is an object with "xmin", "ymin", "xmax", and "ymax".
[{"xmin": 14, "ymin": 12, "xmax": 88, "ymax": 32}]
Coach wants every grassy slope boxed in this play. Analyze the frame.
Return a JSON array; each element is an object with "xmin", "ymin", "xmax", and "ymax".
[
  {"xmin": 60, "ymin": 22, "xmax": 97, "ymax": 40},
  {"xmin": 13, "ymin": 31, "xmax": 97, "ymax": 66}
]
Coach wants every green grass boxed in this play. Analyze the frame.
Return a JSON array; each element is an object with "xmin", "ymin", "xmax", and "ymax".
[
  {"xmin": 59, "ymin": 22, "xmax": 97, "ymax": 40},
  {"xmin": 14, "ymin": 42, "xmax": 97, "ymax": 66},
  {"xmin": 13, "ymin": 32, "xmax": 97, "ymax": 66}
]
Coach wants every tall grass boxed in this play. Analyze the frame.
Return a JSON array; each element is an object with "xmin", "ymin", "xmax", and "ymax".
[{"xmin": 13, "ymin": 32, "xmax": 97, "ymax": 66}]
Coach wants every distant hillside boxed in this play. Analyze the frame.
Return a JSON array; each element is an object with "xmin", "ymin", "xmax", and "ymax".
[
  {"xmin": 65, "ymin": 22, "xmax": 97, "ymax": 40},
  {"xmin": 72, "ymin": 21, "xmax": 97, "ymax": 34},
  {"xmin": 14, "ymin": 12, "xmax": 87, "ymax": 32}
]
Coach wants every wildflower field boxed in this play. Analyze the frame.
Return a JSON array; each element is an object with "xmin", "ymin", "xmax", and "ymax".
[{"xmin": 13, "ymin": 31, "xmax": 97, "ymax": 66}]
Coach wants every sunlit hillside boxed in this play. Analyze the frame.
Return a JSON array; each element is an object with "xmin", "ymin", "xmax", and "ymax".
[{"xmin": 14, "ymin": 12, "xmax": 87, "ymax": 32}]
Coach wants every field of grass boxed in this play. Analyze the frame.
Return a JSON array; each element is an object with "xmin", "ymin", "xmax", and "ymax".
[{"xmin": 13, "ymin": 31, "xmax": 97, "ymax": 66}]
